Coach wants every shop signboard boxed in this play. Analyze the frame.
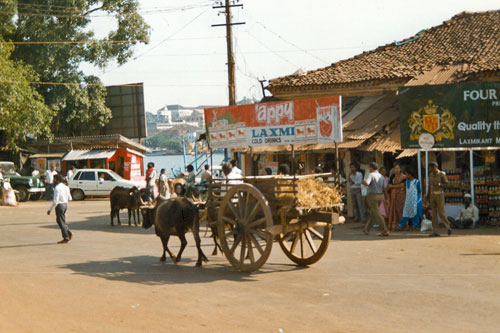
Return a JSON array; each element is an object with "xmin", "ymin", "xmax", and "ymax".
[
  {"xmin": 204, "ymin": 96, "xmax": 342, "ymax": 149},
  {"xmin": 399, "ymin": 81, "xmax": 500, "ymax": 148}
]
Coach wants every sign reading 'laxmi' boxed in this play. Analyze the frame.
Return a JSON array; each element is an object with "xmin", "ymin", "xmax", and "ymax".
[{"xmin": 205, "ymin": 96, "xmax": 342, "ymax": 149}]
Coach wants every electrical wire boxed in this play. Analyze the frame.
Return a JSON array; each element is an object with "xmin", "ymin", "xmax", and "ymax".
[
  {"xmin": 0, "ymin": 79, "xmax": 226, "ymax": 87},
  {"xmin": 98, "ymin": 7, "xmax": 212, "ymax": 77},
  {"xmin": 254, "ymin": 21, "xmax": 329, "ymax": 65},
  {"xmin": 243, "ymin": 29, "xmax": 299, "ymax": 69},
  {"xmin": 0, "ymin": 36, "xmax": 224, "ymax": 45}
]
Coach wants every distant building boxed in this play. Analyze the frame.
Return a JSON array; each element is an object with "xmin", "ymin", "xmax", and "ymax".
[
  {"xmin": 184, "ymin": 110, "xmax": 205, "ymax": 127},
  {"xmin": 156, "ymin": 106, "xmax": 172, "ymax": 123}
]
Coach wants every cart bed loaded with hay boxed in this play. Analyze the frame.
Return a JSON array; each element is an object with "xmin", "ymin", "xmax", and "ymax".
[{"xmin": 204, "ymin": 174, "xmax": 343, "ymax": 272}]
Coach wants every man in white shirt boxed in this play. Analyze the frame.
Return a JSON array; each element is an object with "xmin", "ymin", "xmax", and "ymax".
[
  {"xmin": 362, "ymin": 162, "xmax": 389, "ymax": 236},
  {"xmin": 66, "ymin": 166, "xmax": 75, "ymax": 181},
  {"xmin": 47, "ymin": 174, "xmax": 73, "ymax": 244},
  {"xmin": 200, "ymin": 164, "xmax": 212, "ymax": 182},
  {"xmin": 44, "ymin": 165, "xmax": 58, "ymax": 199},
  {"xmin": 447, "ymin": 193, "xmax": 479, "ymax": 229},
  {"xmin": 230, "ymin": 159, "xmax": 244, "ymax": 177}
]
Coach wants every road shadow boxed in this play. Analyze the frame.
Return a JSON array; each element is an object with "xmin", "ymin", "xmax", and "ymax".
[
  {"xmin": 331, "ymin": 222, "xmax": 500, "ymax": 242},
  {"xmin": 460, "ymin": 253, "xmax": 500, "ymax": 256},
  {"xmin": 41, "ymin": 214, "xmax": 156, "ymax": 235},
  {"xmin": 62, "ymin": 255, "xmax": 306, "ymax": 285},
  {"xmin": 0, "ymin": 242, "xmax": 55, "ymax": 249}
]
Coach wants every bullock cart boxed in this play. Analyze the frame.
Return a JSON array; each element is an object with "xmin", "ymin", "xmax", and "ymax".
[{"xmin": 204, "ymin": 173, "xmax": 343, "ymax": 272}]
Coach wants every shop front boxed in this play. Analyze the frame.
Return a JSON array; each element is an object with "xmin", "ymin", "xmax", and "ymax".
[{"xmin": 399, "ymin": 81, "xmax": 500, "ymax": 225}]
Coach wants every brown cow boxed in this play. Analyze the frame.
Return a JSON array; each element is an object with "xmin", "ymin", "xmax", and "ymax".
[{"xmin": 141, "ymin": 197, "xmax": 208, "ymax": 266}]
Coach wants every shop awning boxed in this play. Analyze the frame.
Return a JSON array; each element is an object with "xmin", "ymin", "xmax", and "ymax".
[
  {"xmin": 365, "ymin": 127, "xmax": 401, "ymax": 153},
  {"xmin": 337, "ymin": 140, "xmax": 365, "ymax": 149},
  {"xmin": 30, "ymin": 153, "xmax": 65, "ymax": 159},
  {"xmin": 126, "ymin": 148, "xmax": 144, "ymax": 157},
  {"xmin": 397, "ymin": 149, "xmax": 418, "ymax": 159},
  {"xmin": 63, "ymin": 149, "xmax": 116, "ymax": 161}
]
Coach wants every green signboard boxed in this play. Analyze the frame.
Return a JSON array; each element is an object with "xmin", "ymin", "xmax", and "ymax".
[{"xmin": 399, "ymin": 81, "xmax": 500, "ymax": 148}]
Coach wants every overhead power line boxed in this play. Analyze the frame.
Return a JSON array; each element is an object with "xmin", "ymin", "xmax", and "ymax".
[
  {"xmin": 255, "ymin": 21, "xmax": 329, "ymax": 65},
  {"xmin": 1, "ymin": 39, "xmax": 148, "ymax": 45},
  {"xmin": 98, "ymin": 8, "xmax": 211, "ymax": 77},
  {"xmin": 0, "ymin": 79, "xmax": 226, "ymax": 88}
]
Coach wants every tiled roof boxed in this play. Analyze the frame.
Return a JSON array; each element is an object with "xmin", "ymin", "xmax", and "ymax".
[{"xmin": 269, "ymin": 11, "xmax": 500, "ymax": 92}]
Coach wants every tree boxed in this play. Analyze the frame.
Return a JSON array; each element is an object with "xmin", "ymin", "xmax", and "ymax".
[
  {"xmin": 0, "ymin": 43, "xmax": 53, "ymax": 149},
  {"xmin": 0, "ymin": 0, "xmax": 150, "ymax": 137},
  {"xmin": 143, "ymin": 131, "xmax": 183, "ymax": 151}
]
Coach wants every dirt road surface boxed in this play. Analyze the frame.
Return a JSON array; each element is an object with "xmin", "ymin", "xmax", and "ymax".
[{"xmin": 1, "ymin": 200, "xmax": 499, "ymax": 332}]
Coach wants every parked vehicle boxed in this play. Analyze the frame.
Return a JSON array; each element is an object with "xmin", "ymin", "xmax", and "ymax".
[
  {"xmin": 0, "ymin": 161, "xmax": 45, "ymax": 202},
  {"xmin": 68, "ymin": 169, "xmax": 139, "ymax": 200}
]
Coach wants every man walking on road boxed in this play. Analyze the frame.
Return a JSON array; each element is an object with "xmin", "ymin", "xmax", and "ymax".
[
  {"xmin": 363, "ymin": 162, "xmax": 390, "ymax": 236},
  {"xmin": 426, "ymin": 162, "xmax": 452, "ymax": 237},
  {"xmin": 47, "ymin": 174, "xmax": 73, "ymax": 244}
]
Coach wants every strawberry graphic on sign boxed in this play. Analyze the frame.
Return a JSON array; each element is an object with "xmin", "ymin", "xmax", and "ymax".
[
  {"xmin": 320, "ymin": 118, "xmax": 333, "ymax": 137},
  {"xmin": 316, "ymin": 105, "xmax": 342, "ymax": 143}
]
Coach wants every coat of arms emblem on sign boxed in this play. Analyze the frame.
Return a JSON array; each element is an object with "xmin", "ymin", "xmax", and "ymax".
[{"xmin": 408, "ymin": 100, "xmax": 456, "ymax": 141}]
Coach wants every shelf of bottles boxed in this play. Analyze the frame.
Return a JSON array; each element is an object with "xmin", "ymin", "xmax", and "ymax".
[{"xmin": 460, "ymin": 166, "xmax": 500, "ymax": 224}]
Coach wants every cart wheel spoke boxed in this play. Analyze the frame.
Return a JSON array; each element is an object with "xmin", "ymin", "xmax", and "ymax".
[
  {"xmin": 248, "ymin": 217, "xmax": 267, "ymax": 229},
  {"xmin": 239, "ymin": 234, "xmax": 247, "ymax": 263},
  {"xmin": 222, "ymin": 216, "xmax": 236, "ymax": 225},
  {"xmin": 228, "ymin": 201, "xmax": 240, "ymax": 219},
  {"xmin": 249, "ymin": 233, "xmax": 264, "ymax": 256},
  {"xmin": 243, "ymin": 191, "xmax": 251, "ymax": 221},
  {"xmin": 308, "ymin": 227, "xmax": 324, "ymax": 240},
  {"xmin": 290, "ymin": 231, "xmax": 300, "ymax": 253},
  {"xmin": 247, "ymin": 239, "xmax": 255, "ymax": 264},
  {"xmin": 230, "ymin": 234, "xmax": 242, "ymax": 254},
  {"xmin": 246, "ymin": 202, "xmax": 261, "ymax": 223},
  {"xmin": 300, "ymin": 232, "xmax": 305, "ymax": 258},
  {"xmin": 237, "ymin": 191, "xmax": 244, "ymax": 218},
  {"xmin": 305, "ymin": 229, "xmax": 317, "ymax": 253}
]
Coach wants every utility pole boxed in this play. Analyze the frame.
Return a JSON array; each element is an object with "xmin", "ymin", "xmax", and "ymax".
[{"xmin": 212, "ymin": 0, "xmax": 245, "ymax": 106}]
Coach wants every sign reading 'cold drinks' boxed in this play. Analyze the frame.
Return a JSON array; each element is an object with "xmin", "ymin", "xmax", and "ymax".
[
  {"xmin": 399, "ymin": 81, "xmax": 500, "ymax": 148},
  {"xmin": 204, "ymin": 96, "xmax": 342, "ymax": 149}
]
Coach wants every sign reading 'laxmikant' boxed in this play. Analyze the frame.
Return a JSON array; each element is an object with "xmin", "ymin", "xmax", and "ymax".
[
  {"xmin": 399, "ymin": 81, "xmax": 500, "ymax": 149},
  {"xmin": 204, "ymin": 96, "xmax": 342, "ymax": 149}
]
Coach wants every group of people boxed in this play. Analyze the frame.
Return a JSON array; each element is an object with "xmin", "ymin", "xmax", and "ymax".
[{"xmin": 349, "ymin": 161, "xmax": 479, "ymax": 237}]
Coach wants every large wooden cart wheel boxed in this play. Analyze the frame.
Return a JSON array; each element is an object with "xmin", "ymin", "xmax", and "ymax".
[
  {"xmin": 217, "ymin": 183, "xmax": 273, "ymax": 272},
  {"xmin": 278, "ymin": 221, "xmax": 331, "ymax": 266}
]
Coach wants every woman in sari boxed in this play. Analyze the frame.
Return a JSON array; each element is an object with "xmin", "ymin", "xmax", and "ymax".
[
  {"xmin": 398, "ymin": 168, "xmax": 423, "ymax": 230},
  {"xmin": 387, "ymin": 164, "xmax": 406, "ymax": 231}
]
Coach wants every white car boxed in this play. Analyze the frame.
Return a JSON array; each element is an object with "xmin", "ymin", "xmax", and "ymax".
[{"xmin": 68, "ymin": 169, "xmax": 138, "ymax": 200}]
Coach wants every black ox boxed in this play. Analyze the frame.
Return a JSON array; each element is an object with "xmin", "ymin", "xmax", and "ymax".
[
  {"xmin": 110, "ymin": 186, "xmax": 148, "ymax": 226},
  {"xmin": 141, "ymin": 197, "xmax": 208, "ymax": 266}
]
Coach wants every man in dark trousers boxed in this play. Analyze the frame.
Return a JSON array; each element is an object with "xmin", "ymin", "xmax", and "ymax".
[{"xmin": 47, "ymin": 174, "xmax": 73, "ymax": 244}]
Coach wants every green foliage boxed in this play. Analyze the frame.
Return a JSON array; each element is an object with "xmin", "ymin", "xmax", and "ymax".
[
  {"xmin": 0, "ymin": 43, "xmax": 53, "ymax": 149},
  {"xmin": 1, "ymin": 0, "xmax": 150, "ymax": 137},
  {"xmin": 143, "ymin": 131, "xmax": 183, "ymax": 151},
  {"xmin": 145, "ymin": 112, "xmax": 158, "ymax": 123}
]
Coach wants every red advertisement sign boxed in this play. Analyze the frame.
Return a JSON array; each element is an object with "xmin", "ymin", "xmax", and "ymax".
[{"xmin": 205, "ymin": 96, "xmax": 342, "ymax": 149}]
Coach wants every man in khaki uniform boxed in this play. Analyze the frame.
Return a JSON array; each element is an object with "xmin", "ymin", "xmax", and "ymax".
[{"xmin": 426, "ymin": 162, "xmax": 451, "ymax": 237}]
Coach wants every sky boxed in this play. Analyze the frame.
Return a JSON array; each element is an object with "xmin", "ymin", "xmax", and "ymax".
[{"xmin": 81, "ymin": 0, "xmax": 500, "ymax": 113}]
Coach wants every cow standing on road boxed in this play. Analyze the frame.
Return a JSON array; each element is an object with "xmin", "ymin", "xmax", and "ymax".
[
  {"xmin": 110, "ymin": 186, "xmax": 146, "ymax": 226},
  {"xmin": 141, "ymin": 197, "xmax": 208, "ymax": 266}
]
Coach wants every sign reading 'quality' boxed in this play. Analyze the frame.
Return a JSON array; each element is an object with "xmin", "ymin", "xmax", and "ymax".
[{"xmin": 399, "ymin": 81, "xmax": 500, "ymax": 149}]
